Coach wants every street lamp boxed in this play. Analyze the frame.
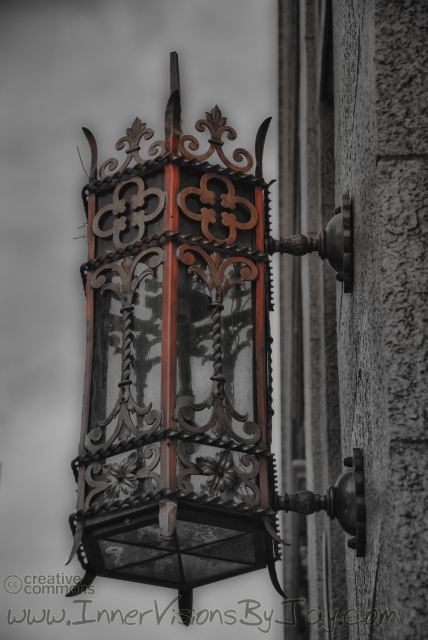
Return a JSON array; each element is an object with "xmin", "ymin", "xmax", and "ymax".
[{"xmin": 68, "ymin": 53, "xmax": 365, "ymax": 622}]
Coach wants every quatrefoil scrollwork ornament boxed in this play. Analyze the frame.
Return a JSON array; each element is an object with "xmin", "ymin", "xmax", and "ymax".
[
  {"xmin": 178, "ymin": 173, "xmax": 258, "ymax": 245},
  {"xmin": 179, "ymin": 105, "xmax": 253, "ymax": 173},
  {"xmin": 92, "ymin": 177, "xmax": 166, "ymax": 250}
]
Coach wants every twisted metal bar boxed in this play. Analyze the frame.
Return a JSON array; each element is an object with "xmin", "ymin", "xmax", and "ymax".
[
  {"xmin": 210, "ymin": 299, "xmax": 224, "ymax": 389},
  {"xmin": 85, "ymin": 248, "xmax": 163, "ymax": 452},
  {"xmin": 176, "ymin": 245, "xmax": 261, "ymax": 444},
  {"xmin": 121, "ymin": 303, "xmax": 133, "ymax": 385}
]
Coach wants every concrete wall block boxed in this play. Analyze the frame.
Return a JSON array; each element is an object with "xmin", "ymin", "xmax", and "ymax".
[
  {"xmin": 375, "ymin": 0, "xmax": 428, "ymax": 156},
  {"xmin": 374, "ymin": 442, "xmax": 428, "ymax": 639},
  {"xmin": 333, "ymin": 0, "xmax": 376, "ymax": 191},
  {"xmin": 378, "ymin": 157, "xmax": 428, "ymax": 441}
]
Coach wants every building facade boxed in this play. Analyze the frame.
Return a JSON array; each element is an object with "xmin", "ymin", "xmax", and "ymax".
[{"xmin": 278, "ymin": 1, "xmax": 428, "ymax": 638}]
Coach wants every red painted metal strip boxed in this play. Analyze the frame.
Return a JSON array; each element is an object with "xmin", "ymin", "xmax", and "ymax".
[
  {"xmin": 164, "ymin": 164, "xmax": 180, "ymax": 233},
  {"xmin": 87, "ymin": 193, "xmax": 96, "ymax": 261},
  {"xmin": 161, "ymin": 165, "xmax": 180, "ymax": 489},
  {"xmin": 254, "ymin": 186, "xmax": 265, "ymax": 253},
  {"xmin": 254, "ymin": 186, "xmax": 269, "ymax": 506},
  {"xmin": 77, "ymin": 194, "xmax": 96, "ymax": 509},
  {"xmin": 255, "ymin": 261, "xmax": 269, "ymax": 507}
]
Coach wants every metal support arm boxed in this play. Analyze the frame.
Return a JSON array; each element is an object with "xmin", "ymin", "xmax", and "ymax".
[
  {"xmin": 267, "ymin": 194, "xmax": 353, "ymax": 293},
  {"xmin": 275, "ymin": 448, "xmax": 366, "ymax": 557}
]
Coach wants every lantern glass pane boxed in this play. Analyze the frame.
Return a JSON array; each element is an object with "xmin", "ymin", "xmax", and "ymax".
[
  {"xmin": 221, "ymin": 267, "xmax": 254, "ymax": 425},
  {"xmin": 88, "ymin": 263, "xmax": 163, "ymax": 447},
  {"xmin": 99, "ymin": 541, "xmax": 169, "ymax": 571},
  {"xmin": 176, "ymin": 262, "xmax": 212, "ymax": 410},
  {"xmin": 189, "ymin": 533, "xmax": 256, "ymax": 564},
  {"xmin": 133, "ymin": 265, "xmax": 163, "ymax": 414},
  {"xmin": 109, "ymin": 524, "xmax": 177, "ymax": 551},
  {"xmin": 115, "ymin": 554, "xmax": 182, "ymax": 584},
  {"xmin": 180, "ymin": 555, "xmax": 249, "ymax": 583},
  {"xmin": 175, "ymin": 261, "xmax": 255, "ymax": 442},
  {"xmin": 175, "ymin": 520, "xmax": 242, "ymax": 551}
]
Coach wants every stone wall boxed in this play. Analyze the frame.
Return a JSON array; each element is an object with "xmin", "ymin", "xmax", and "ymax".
[
  {"xmin": 279, "ymin": 0, "xmax": 428, "ymax": 638},
  {"xmin": 333, "ymin": 0, "xmax": 428, "ymax": 638}
]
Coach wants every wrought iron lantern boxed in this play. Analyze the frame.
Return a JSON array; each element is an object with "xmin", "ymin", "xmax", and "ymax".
[{"xmin": 68, "ymin": 53, "xmax": 364, "ymax": 620}]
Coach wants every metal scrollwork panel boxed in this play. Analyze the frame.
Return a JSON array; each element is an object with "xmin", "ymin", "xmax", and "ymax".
[
  {"xmin": 178, "ymin": 172, "xmax": 257, "ymax": 245},
  {"xmin": 87, "ymin": 248, "xmax": 164, "ymax": 453},
  {"xmin": 84, "ymin": 445, "xmax": 161, "ymax": 509},
  {"xmin": 176, "ymin": 441, "xmax": 260, "ymax": 507},
  {"xmin": 93, "ymin": 175, "xmax": 165, "ymax": 254},
  {"xmin": 99, "ymin": 117, "xmax": 165, "ymax": 179},
  {"xmin": 176, "ymin": 245, "xmax": 260, "ymax": 445},
  {"xmin": 179, "ymin": 106, "xmax": 253, "ymax": 173}
]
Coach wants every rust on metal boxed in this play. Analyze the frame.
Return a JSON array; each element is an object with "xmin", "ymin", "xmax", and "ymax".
[
  {"xmin": 92, "ymin": 177, "xmax": 165, "ymax": 249},
  {"xmin": 99, "ymin": 117, "xmax": 165, "ymax": 180},
  {"xmin": 179, "ymin": 105, "xmax": 254, "ymax": 173},
  {"xmin": 160, "ymin": 163, "xmax": 180, "ymax": 490},
  {"xmin": 177, "ymin": 173, "xmax": 258, "ymax": 244}
]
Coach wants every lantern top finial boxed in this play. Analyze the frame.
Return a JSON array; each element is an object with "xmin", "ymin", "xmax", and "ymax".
[{"xmin": 81, "ymin": 52, "xmax": 272, "ymax": 189}]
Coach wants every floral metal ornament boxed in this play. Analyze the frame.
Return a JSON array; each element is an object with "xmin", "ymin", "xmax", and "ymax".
[
  {"xmin": 196, "ymin": 450, "xmax": 240, "ymax": 496},
  {"xmin": 84, "ymin": 445, "xmax": 161, "ymax": 509},
  {"xmin": 176, "ymin": 442, "xmax": 260, "ymax": 506},
  {"xmin": 103, "ymin": 453, "xmax": 140, "ymax": 501},
  {"xmin": 179, "ymin": 106, "xmax": 253, "ymax": 173},
  {"xmin": 178, "ymin": 173, "xmax": 258, "ymax": 245},
  {"xmin": 99, "ymin": 117, "xmax": 165, "ymax": 179},
  {"xmin": 85, "ymin": 247, "xmax": 164, "ymax": 453},
  {"xmin": 176, "ymin": 244, "xmax": 261, "ymax": 444},
  {"xmin": 92, "ymin": 177, "xmax": 166, "ymax": 250}
]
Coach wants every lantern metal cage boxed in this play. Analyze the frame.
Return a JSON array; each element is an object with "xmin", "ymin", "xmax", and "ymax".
[
  {"xmin": 68, "ymin": 53, "xmax": 364, "ymax": 621},
  {"xmin": 68, "ymin": 53, "xmax": 285, "ymax": 615}
]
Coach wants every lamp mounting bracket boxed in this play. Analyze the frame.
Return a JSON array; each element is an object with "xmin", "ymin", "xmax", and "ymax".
[
  {"xmin": 267, "ymin": 193, "xmax": 353, "ymax": 292},
  {"xmin": 275, "ymin": 448, "xmax": 366, "ymax": 557}
]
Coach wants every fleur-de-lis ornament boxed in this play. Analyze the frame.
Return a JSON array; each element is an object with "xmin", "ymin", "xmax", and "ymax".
[
  {"xmin": 179, "ymin": 106, "xmax": 253, "ymax": 173},
  {"xmin": 100, "ymin": 117, "xmax": 165, "ymax": 179}
]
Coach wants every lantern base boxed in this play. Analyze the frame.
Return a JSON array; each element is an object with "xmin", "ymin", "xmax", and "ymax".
[{"xmin": 75, "ymin": 501, "xmax": 272, "ymax": 593}]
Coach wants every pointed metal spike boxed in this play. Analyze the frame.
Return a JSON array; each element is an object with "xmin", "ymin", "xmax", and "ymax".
[
  {"xmin": 267, "ymin": 561, "xmax": 287, "ymax": 599},
  {"xmin": 170, "ymin": 52, "xmax": 181, "ymax": 96},
  {"xmin": 178, "ymin": 588, "xmax": 193, "ymax": 626},
  {"xmin": 82, "ymin": 127, "xmax": 98, "ymax": 183},
  {"xmin": 255, "ymin": 117, "xmax": 272, "ymax": 179},
  {"xmin": 165, "ymin": 89, "xmax": 182, "ymax": 155}
]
